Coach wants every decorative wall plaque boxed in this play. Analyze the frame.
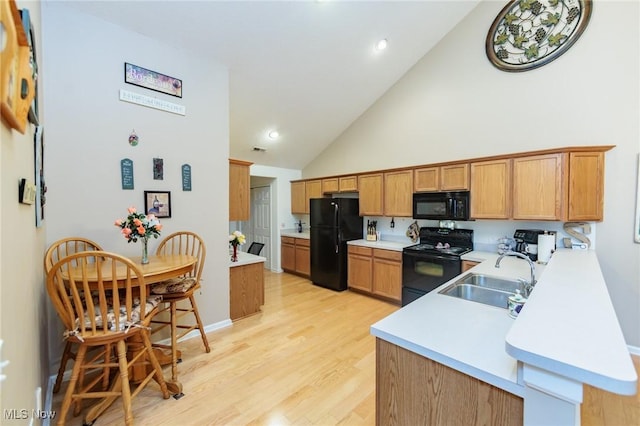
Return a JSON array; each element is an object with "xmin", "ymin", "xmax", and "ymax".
[
  {"xmin": 120, "ymin": 158, "xmax": 134, "ymax": 190},
  {"xmin": 182, "ymin": 164, "xmax": 192, "ymax": 191},
  {"xmin": 486, "ymin": 0, "xmax": 592, "ymax": 72}
]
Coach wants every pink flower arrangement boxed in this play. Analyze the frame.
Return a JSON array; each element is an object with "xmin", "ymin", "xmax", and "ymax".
[{"xmin": 114, "ymin": 206, "xmax": 162, "ymax": 243}]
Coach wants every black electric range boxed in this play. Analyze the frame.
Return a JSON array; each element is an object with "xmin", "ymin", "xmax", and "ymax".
[{"xmin": 402, "ymin": 227, "xmax": 473, "ymax": 306}]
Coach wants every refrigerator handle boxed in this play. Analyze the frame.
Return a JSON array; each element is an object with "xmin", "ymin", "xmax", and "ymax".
[{"xmin": 333, "ymin": 202, "xmax": 339, "ymax": 253}]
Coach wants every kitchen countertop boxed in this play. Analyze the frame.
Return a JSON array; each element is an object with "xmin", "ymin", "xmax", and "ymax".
[
  {"xmin": 347, "ymin": 238, "xmax": 415, "ymax": 252},
  {"xmin": 370, "ymin": 249, "xmax": 636, "ymax": 397},
  {"xmin": 281, "ymin": 229, "xmax": 310, "ymax": 239},
  {"xmin": 229, "ymin": 251, "xmax": 266, "ymax": 268}
]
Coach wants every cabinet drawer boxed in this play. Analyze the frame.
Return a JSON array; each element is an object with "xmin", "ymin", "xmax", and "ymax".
[
  {"xmin": 349, "ymin": 245, "xmax": 372, "ymax": 256},
  {"xmin": 281, "ymin": 236, "xmax": 295, "ymax": 245},
  {"xmin": 373, "ymin": 249, "xmax": 402, "ymax": 262},
  {"xmin": 295, "ymin": 238, "xmax": 310, "ymax": 247}
]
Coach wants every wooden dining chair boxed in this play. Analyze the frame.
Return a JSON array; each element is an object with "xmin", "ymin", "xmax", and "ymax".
[
  {"xmin": 44, "ymin": 237, "xmax": 106, "ymax": 395},
  {"xmin": 46, "ymin": 251, "xmax": 169, "ymax": 426},
  {"xmin": 149, "ymin": 231, "xmax": 210, "ymax": 394}
]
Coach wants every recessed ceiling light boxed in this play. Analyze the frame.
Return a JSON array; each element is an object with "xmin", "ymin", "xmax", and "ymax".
[
  {"xmin": 268, "ymin": 130, "xmax": 280, "ymax": 140},
  {"xmin": 375, "ymin": 39, "xmax": 388, "ymax": 52}
]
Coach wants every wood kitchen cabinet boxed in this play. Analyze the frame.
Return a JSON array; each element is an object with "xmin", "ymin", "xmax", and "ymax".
[
  {"xmin": 384, "ymin": 170, "xmax": 413, "ymax": 217},
  {"xmin": 348, "ymin": 245, "xmax": 402, "ymax": 304},
  {"xmin": 567, "ymin": 151, "xmax": 605, "ymax": 221},
  {"xmin": 290, "ymin": 179, "xmax": 323, "ymax": 214},
  {"xmin": 322, "ymin": 175, "xmax": 358, "ymax": 194},
  {"xmin": 414, "ymin": 163, "xmax": 469, "ymax": 192},
  {"xmin": 470, "ymin": 159, "xmax": 512, "ymax": 219},
  {"xmin": 461, "ymin": 260, "xmax": 480, "ymax": 272},
  {"xmin": 230, "ymin": 261, "xmax": 265, "ymax": 321},
  {"xmin": 376, "ymin": 339, "xmax": 523, "ymax": 425},
  {"xmin": 512, "ymin": 153, "xmax": 565, "ymax": 220},
  {"xmin": 358, "ymin": 173, "xmax": 384, "ymax": 216},
  {"xmin": 229, "ymin": 159, "xmax": 252, "ymax": 221},
  {"xmin": 281, "ymin": 236, "xmax": 310, "ymax": 277}
]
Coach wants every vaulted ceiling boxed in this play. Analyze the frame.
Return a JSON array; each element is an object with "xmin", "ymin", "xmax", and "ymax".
[{"xmin": 62, "ymin": 0, "xmax": 480, "ymax": 169}]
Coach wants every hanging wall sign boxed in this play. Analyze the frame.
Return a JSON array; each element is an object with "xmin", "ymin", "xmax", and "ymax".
[
  {"xmin": 153, "ymin": 158, "xmax": 164, "ymax": 180},
  {"xmin": 486, "ymin": 0, "xmax": 592, "ymax": 72},
  {"xmin": 119, "ymin": 89, "xmax": 186, "ymax": 115},
  {"xmin": 182, "ymin": 164, "xmax": 192, "ymax": 191},
  {"xmin": 120, "ymin": 158, "xmax": 134, "ymax": 190}
]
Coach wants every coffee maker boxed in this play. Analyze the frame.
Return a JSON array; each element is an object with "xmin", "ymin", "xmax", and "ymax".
[{"xmin": 513, "ymin": 229, "xmax": 545, "ymax": 261}]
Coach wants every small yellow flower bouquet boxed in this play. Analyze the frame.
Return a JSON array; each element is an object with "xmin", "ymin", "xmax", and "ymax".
[{"xmin": 229, "ymin": 231, "xmax": 245, "ymax": 262}]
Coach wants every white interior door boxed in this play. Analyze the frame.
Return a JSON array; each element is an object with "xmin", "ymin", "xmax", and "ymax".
[{"xmin": 251, "ymin": 186, "xmax": 271, "ymax": 266}]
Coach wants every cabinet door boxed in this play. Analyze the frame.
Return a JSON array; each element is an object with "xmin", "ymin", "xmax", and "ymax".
[
  {"xmin": 568, "ymin": 152, "xmax": 604, "ymax": 221},
  {"xmin": 358, "ymin": 174, "xmax": 384, "ymax": 216},
  {"xmin": 348, "ymin": 247, "xmax": 373, "ymax": 292},
  {"xmin": 291, "ymin": 182, "xmax": 306, "ymax": 214},
  {"xmin": 305, "ymin": 180, "xmax": 323, "ymax": 214},
  {"xmin": 512, "ymin": 154, "xmax": 565, "ymax": 220},
  {"xmin": 441, "ymin": 164, "xmax": 469, "ymax": 191},
  {"xmin": 339, "ymin": 176, "xmax": 358, "ymax": 192},
  {"xmin": 229, "ymin": 159, "xmax": 252, "ymax": 221},
  {"xmin": 322, "ymin": 178, "xmax": 339, "ymax": 194},
  {"xmin": 294, "ymin": 239, "xmax": 310, "ymax": 277},
  {"xmin": 470, "ymin": 159, "xmax": 512, "ymax": 219},
  {"xmin": 281, "ymin": 240, "xmax": 296, "ymax": 271},
  {"xmin": 372, "ymin": 250, "xmax": 402, "ymax": 302},
  {"xmin": 384, "ymin": 170, "xmax": 413, "ymax": 217},
  {"xmin": 414, "ymin": 167, "xmax": 439, "ymax": 192}
]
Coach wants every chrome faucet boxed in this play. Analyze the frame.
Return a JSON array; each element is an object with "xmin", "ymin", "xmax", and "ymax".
[{"xmin": 495, "ymin": 251, "xmax": 537, "ymax": 297}]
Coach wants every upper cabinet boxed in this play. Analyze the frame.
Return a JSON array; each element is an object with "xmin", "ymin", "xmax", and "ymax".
[
  {"xmin": 414, "ymin": 164, "xmax": 469, "ymax": 192},
  {"xmin": 567, "ymin": 151, "xmax": 605, "ymax": 221},
  {"xmin": 290, "ymin": 146, "xmax": 612, "ymax": 221},
  {"xmin": 384, "ymin": 170, "xmax": 413, "ymax": 217},
  {"xmin": 291, "ymin": 179, "xmax": 322, "ymax": 214},
  {"xmin": 470, "ymin": 159, "xmax": 512, "ymax": 219},
  {"xmin": 322, "ymin": 175, "xmax": 358, "ymax": 194},
  {"xmin": 512, "ymin": 154, "xmax": 565, "ymax": 220},
  {"xmin": 229, "ymin": 159, "xmax": 252, "ymax": 221},
  {"xmin": 358, "ymin": 173, "xmax": 384, "ymax": 216}
]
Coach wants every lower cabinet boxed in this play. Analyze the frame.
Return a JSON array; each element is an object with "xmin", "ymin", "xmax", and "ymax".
[
  {"xmin": 230, "ymin": 261, "xmax": 265, "ymax": 321},
  {"xmin": 281, "ymin": 236, "xmax": 310, "ymax": 277},
  {"xmin": 462, "ymin": 260, "xmax": 480, "ymax": 272},
  {"xmin": 348, "ymin": 245, "xmax": 402, "ymax": 304},
  {"xmin": 376, "ymin": 339, "xmax": 523, "ymax": 425}
]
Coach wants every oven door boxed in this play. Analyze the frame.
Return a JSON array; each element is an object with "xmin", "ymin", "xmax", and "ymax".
[{"xmin": 402, "ymin": 251, "xmax": 462, "ymax": 305}]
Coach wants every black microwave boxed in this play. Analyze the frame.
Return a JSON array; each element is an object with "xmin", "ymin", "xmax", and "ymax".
[{"xmin": 413, "ymin": 191, "xmax": 470, "ymax": 221}]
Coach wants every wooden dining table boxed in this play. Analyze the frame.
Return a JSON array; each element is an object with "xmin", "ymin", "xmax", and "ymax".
[{"xmin": 65, "ymin": 254, "xmax": 197, "ymax": 424}]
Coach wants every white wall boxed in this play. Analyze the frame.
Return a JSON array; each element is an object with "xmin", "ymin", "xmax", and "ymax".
[
  {"xmin": 41, "ymin": 2, "xmax": 230, "ymax": 374},
  {"xmin": 304, "ymin": 1, "xmax": 640, "ymax": 346},
  {"xmin": 1, "ymin": 0, "xmax": 46, "ymax": 414}
]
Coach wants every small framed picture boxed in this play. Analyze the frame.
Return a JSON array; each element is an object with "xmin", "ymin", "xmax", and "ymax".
[{"xmin": 144, "ymin": 190, "xmax": 171, "ymax": 218}]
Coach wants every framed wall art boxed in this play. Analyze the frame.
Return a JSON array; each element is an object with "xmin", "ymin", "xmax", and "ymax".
[
  {"xmin": 486, "ymin": 0, "xmax": 592, "ymax": 72},
  {"xmin": 124, "ymin": 63, "xmax": 182, "ymax": 98},
  {"xmin": 144, "ymin": 190, "xmax": 171, "ymax": 218}
]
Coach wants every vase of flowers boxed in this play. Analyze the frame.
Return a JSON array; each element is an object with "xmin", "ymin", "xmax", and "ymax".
[
  {"xmin": 115, "ymin": 206, "xmax": 162, "ymax": 264},
  {"xmin": 229, "ymin": 230, "xmax": 246, "ymax": 262}
]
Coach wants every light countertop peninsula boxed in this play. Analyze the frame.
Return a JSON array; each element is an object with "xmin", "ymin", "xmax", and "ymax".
[
  {"xmin": 370, "ymin": 249, "xmax": 636, "ymax": 398},
  {"xmin": 229, "ymin": 251, "xmax": 266, "ymax": 267}
]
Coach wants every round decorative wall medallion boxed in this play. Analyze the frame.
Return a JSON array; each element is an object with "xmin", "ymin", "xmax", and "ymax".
[{"xmin": 486, "ymin": 0, "xmax": 592, "ymax": 72}]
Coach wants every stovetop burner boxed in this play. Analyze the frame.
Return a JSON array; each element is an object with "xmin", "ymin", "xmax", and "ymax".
[{"xmin": 404, "ymin": 227, "xmax": 474, "ymax": 257}]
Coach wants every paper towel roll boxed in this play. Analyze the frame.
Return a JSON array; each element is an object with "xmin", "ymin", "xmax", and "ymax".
[{"xmin": 538, "ymin": 234, "xmax": 555, "ymax": 264}]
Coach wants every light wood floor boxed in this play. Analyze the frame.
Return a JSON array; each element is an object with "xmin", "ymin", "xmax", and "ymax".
[{"xmin": 52, "ymin": 270, "xmax": 639, "ymax": 425}]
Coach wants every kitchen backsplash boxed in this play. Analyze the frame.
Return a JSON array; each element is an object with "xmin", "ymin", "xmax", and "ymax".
[{"xmin": 290, "ymin": 213, "xmax": 596, "ymax": 252}]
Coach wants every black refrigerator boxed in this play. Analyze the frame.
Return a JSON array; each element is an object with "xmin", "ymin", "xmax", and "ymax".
[{"xmin": 310, "ymin": 198, "xmax": 362, "ymax": 291}]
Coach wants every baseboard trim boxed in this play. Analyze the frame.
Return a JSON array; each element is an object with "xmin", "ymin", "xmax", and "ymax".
[{"xmin": 628, "ymin": 344, "xmax": 640, "ymax": 356}]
